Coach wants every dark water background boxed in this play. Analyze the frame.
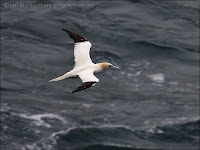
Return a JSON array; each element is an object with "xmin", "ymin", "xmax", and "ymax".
[{"xmin": 1, "ymin": 0, "xmax": 199, "ymax": 150}]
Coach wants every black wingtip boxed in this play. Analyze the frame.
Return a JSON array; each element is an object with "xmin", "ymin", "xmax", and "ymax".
[
  {"xmin": 62, "ymin": 29, "xmax": 68, "ymax": 32},
  {"xmin": 72, "ymin": 90, "xmax": 76, "ymax": 94},
  {"xmin": 72, "ymin": 82, "xmax": 97, "ymax": 93},
  {"xmin": 62, "ymin": 28, "xmax": 87, "ymax": 43}
]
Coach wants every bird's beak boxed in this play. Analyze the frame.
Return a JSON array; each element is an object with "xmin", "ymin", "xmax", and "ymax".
[{"xmin": 111, "ymin": 65, "xmax": 120, "ymax": 70}]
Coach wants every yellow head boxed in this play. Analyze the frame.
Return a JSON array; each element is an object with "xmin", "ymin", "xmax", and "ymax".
[{"xmin": 100, "ymin": 62, "xmax": 120, "ymax": 70}]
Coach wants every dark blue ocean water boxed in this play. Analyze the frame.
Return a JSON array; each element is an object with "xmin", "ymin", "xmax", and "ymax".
[{"xmin": 1, "ymin": 0, "xmax": 199, "ymax": 150}]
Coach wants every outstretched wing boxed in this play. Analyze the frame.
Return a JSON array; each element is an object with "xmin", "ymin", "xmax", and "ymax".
[
  {"xmin": 78, "ymin": 70, "xmax": 99, "ymax": 83},
  {"xmin": 72, "ymin": 82, "xmax": 97, "ymax": 93},
  {"xmin": 62, "ymin": 29, "xmax": 87, "ymax": 43},
  {"xmin": 73, "ymin": 42, "xmax": 93, "ymax": 68},
  {"xmin": 62, "ymin": 29, "xmax": 94, "ymax": 69},
  {"xmin": 72, "ymin": 70, "xmax": 99, "ymax": 93}
]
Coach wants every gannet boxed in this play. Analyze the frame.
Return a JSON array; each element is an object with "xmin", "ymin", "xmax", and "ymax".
[{"xmin": 49, "ymin": 29, "xmax": 120, "ymax": 93}]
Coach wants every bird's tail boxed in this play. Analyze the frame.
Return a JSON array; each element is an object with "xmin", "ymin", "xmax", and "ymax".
[{"xmin": 49, "ymin": 72, "xmax": 71, "ymax": 82}]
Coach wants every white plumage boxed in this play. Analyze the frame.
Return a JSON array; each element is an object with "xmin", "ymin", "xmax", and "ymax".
[
  {"xmin": 73, "ymin": 41, "xmax": 93, "ymax": 69},
  {"xmin": 49, "ymin": 29, "xmax": 120, "ymax": 93}
]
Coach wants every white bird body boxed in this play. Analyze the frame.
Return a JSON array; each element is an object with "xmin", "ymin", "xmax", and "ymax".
[
  {"xmin": 49, "ymin": 63, "xmax": 103, "ymax": 82},
  {"xmin": 49, "ymin": 29, "xmax": 120, "ymax": 93}
]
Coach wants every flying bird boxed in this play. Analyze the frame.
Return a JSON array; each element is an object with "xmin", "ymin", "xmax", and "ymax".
[{"xmin": 49, "ymin": 29, "xmax": 120, "ymax": 93}]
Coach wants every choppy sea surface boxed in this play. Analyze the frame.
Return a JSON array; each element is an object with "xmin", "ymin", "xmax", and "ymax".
[{"xmin": 1, "ymin": 0, "xmax": 199, "ymax": 150}]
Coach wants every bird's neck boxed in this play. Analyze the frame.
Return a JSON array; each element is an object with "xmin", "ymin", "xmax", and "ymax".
[{"xmin": 94, "ymin": 63, "xmax": 106, "ymax": 73}]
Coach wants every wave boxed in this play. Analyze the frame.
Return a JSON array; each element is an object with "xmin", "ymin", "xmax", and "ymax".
[
  {"xmin": 133, "ymin": 40, "xmax": 199, "ymax": 54},
  {"xmin": 81, "ymin": 144, "xmax": 149, "ymax": 150},
  {"xmin": 24, "ymin": 119, "xmax": 200, "ymax": 150}
]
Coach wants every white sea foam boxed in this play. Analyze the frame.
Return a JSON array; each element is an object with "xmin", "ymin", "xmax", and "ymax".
[
  {"xmin": 148, "ymin": 73, "xmax": 165, "ymax": 83},
  {"xmin": 82, "ymin": 103, "xmax": 92, "ymax": 108},
  {"xmin": 145, "ymin": 116, "xmax": 200, "ymax": 130},
  {"xmin": 1, "ymin": 103, "xmax": 10, "ymax": 112},
  {"xmin": 161, "ymin": 116, "xmax": 199, "ymax": 126},
  {"xmin": 18, "ymin": 113, "xmax": 67, "ymax": 128},
  {"xmin": 169, "ymin": 81, "xmax": 178, "ymax": 85},
  {"xmin": 147, "ymin": 128, "xmax": 164, "ymax": 134}
]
